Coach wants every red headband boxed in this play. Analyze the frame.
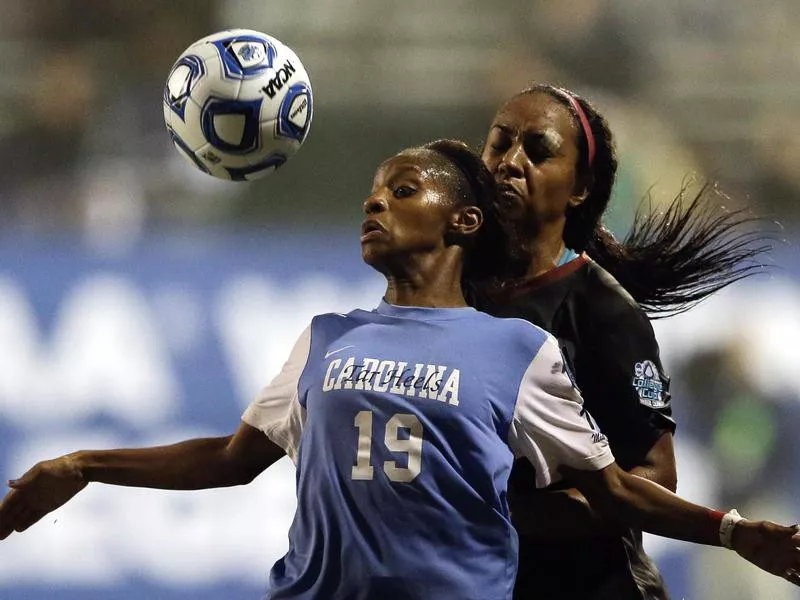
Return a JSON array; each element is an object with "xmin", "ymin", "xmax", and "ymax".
[{"xmin": 553, "ymin": 87, "xmax": 596, "ymax": 168}]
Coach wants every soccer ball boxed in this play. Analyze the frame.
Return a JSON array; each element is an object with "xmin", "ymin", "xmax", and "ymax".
[{"xmin": 163, "ymin": 29, "xmax": 313, "ymax": 181}]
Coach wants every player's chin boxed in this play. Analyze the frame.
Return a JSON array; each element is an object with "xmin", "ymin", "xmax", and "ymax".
[
  {"xmin": 361, "ymin": 243, "xmax": 386, "ymax": 268},
  {"xmin": 492, "ymin": 193, "xmax": 527, "ymax": 221},
  {"xmin": 362, "ymin": 240, "xmax": 404, "ymax": 274}
]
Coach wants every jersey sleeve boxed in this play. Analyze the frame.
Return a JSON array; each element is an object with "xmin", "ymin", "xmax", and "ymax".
[
  {"xmin": 579, "ymin": 294, "xmax": 675, "ymax": 467},
  {"xmin": 508, "ymin": 334, "xmax": 615, "ymax": 488},
  {"xmin": 241, "ymin": 324, "xmax": 311, "ymax": 462}
]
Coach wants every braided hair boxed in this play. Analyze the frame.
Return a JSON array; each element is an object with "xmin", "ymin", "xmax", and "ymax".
[{"xmin": 419, "ymin": 139, "xmax": 524, "ymax": 284}]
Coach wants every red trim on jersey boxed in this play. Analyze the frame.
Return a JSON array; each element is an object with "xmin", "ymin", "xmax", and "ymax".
[{"xmin": 499, "ymin": 252, "xmax": 590, "ymax": 299}]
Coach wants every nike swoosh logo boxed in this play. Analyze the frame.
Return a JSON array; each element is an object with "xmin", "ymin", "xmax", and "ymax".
[{"xmin": 324, "ymin": 345, "xmax": 354, "ymax": 359}]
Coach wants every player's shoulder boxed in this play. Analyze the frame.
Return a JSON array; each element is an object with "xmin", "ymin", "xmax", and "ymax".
[
  {"xmin": 470, "ymin": 309, "xmax": 553, "ymax": 356},
  {"xmin": 310, "ymin": 308, "xmax": 375, "ymax": 328},
  {"xmin": 310, "ymin": 305, "xmax": 428, "ymax": 335},
  {"xmin": 305, "ymin": 309, "xmax": 367, "ymax": 338},
  {"xmin": 579, "ymin": 257, "xmax": 649, "ymax": 326},
  {"xmin": 309, "ymin": 311, "xmax": 346, "ymax": 327},
  {"xmin": 581, "ymin": 258, "xmax": 637, "ymax": 306}
]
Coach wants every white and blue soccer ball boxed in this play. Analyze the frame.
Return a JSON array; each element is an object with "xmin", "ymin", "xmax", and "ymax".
[{"xmin": 163, "ymin": 29, "xmax": 313, "ymax": 181}]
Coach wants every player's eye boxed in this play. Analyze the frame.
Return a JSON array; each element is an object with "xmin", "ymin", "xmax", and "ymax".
[
  {"xmin": 393, "ymin": 185, "xmax": 416, "ymax": 199},
  {"xmin": 523, "ymin": 140, "xmax": 550, "ymax": 164},
  {"xmin": 486, "ymin": 132, "xmax": 509, "ymax": 153}
]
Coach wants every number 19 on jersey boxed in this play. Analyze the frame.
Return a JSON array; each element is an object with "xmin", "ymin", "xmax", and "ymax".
[{"xmin": 351, "ymin": 411, "xmax": 423, "ymax": 483}]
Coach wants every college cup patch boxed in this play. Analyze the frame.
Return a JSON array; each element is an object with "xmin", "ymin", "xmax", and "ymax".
[{"xmin": 632, "ymin": 360, "xmax": 666, "ymax": 408}]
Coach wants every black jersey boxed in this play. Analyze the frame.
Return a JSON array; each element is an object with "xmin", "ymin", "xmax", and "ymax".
[{"xmin": 478, "ymin": 254, "xmax": 675, "ymax": 600}]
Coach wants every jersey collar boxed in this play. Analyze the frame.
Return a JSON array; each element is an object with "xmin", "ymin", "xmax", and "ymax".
[
  {"xmin": 376, "ymin": 299, "xmax": 477, "ymax": 321},
  {"xmin": 488, "ymin": 252, "xmax": 591, "ymax": 301}
]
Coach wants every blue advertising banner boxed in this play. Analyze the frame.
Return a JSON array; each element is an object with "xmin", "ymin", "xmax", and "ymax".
[{"xmin": 0, "ymin": 230, "xmax": 798, "ymax": 599}]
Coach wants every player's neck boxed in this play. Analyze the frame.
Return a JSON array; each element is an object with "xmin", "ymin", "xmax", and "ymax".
[
  {"xmin": 520, "ymin": 226, "xmax": 566, "ymax": 279},
  {"xmin": 381, "ymin": 252, "xmax": 468, "ymax": 308},
  {"xmin": 383, "ymin": 287, "xmax": 468, "ymax": 308}
]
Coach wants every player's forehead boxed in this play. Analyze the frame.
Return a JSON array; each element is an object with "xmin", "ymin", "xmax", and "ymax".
[
  {"xmin": 373, "ymin": 149, "xmax": 449, "ymax": 186},
  {"xmin": 491, "ymin": 92, "xmax": 576, "ymax": 139}
]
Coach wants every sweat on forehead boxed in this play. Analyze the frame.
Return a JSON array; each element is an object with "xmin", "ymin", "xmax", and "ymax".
[
  {"xmin": 400, "ymin": 147, "xmax": 455, "ymax": 171},
  {"xmin": 387, "ymin": 147, "xmax": 471, "ymax": 202}
]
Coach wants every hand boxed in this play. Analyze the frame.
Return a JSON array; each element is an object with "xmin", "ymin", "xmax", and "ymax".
[
  {"xmin": 0, "ymin": 455, "xmax": 87, "ymax": 540},
  {"xmin": 731, "ymin": 520, "xmax": 800, "ymax": 586}
]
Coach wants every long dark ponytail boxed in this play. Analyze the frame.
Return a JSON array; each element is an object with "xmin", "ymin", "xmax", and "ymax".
[
  {"xmin": 590, "ymin": 183, "xmax": 773, "ymax": 317},
  {"xmin": 518, "ymin": 84, "xmax": 773, "ymax": 318}
]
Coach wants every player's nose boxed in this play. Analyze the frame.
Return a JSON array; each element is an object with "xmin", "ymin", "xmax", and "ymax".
[
  {"xmin": 363, "ymin": 193, "xmax": 388, "ymax": 215},
  {"xmin": 497, "ymin": 143, "xmax": 525, "ymax": 177}
]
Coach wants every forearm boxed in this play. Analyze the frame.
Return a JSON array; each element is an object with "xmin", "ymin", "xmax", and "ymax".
[
  {"xmin": 513, "ymin": 463, "xmax": 670, "ymax": 538},
  {"xmin": 72, "ymin": 436, "xmax": 252, "ymax": 491},
  {"xmin": 555, "ymin": 462, "xmax": 666, "ymax": 521},
  {"xmin": 582, "ymin": 468, "xmax": 720, "ymax": 546},
  {"xmin": 514, "ymin": 430, "xmax": 678, "ymax": 538},
  {"xmin": 628, "ymin": 462, "xmax": 677, "ymax": 491}
]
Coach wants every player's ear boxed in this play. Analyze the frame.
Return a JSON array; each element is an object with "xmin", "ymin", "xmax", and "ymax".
[
  {"xmin": 568, "ymin": 188, "xmax": 589, "ymax": 208},
  {"xmin": 447, "ymin": 206, "xmax": 483, "ymax": 239},
  {"xmin": 569, "ymin": 170, "xmax": 593, "ymax": 208}
]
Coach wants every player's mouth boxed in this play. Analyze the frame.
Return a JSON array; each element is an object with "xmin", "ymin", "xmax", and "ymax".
[
  {"xmin": 496, "ymin": 182, "xmax": 523, "ymax": 204},
  {"xmin": 360, "ymin": 219, "xmax": 387, "ymax": 242}
]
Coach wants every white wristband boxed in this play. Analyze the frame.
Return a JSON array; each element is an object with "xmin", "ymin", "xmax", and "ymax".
[{"xmin": 720, "ymin": 509, "xmax": 745, "ymax": 549}]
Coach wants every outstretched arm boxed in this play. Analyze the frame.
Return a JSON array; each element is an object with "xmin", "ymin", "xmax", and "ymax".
[
  {"xmin": 511, "ymin": 431, "xmax": 676, "ymax": 538},
  {"xmin": 508, "ymin": 328, "xmax": 677, "ymax": 539},
  {"xmin": 0, "ymin": 421, "xmax": 284, "ymax": 540},
  {"xmin": 0, "ymin": 321, "xmax": 312, "ymax": 543},
  {"xmin": 510, "ymin": 334, "xmax": 799, "ymax": 586},
  {"xmin": 568, "ymin": 462, "xmax": 800, "ymax": 585},
  {"xmin": 74, "ymin": 421, "xmax": 284, "ymax": 490}
]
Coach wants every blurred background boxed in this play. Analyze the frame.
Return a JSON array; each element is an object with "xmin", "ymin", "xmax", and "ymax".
[{"xmin": 0, "ymin": 0, "xmax": 799, "ymax": 598}]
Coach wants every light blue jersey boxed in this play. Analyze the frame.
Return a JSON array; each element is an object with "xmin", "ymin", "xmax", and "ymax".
[{"xmin": 243, "ymin": 301, "xmax": 614, "ymax": 600}]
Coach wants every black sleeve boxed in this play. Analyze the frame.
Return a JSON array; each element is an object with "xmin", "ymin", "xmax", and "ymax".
[{"xmin": 572, "ymin": 280, "xmax": 675, "ymax": 471}]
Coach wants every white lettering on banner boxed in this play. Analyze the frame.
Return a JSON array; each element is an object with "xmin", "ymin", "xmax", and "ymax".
[
  {"xmin": 0, "ymin": 277, "xmax": 40, "ymax": 406},
  {"xmin": 0, "ymin": 276, "xmax": 178, "ymax": 427},
  {"xmin": 0, "ymin": 272, "xmax": 382, "ymax": 425},
  {"xmin": 0, "ymin": 269, "xmax": 379, "ymax": 587}
]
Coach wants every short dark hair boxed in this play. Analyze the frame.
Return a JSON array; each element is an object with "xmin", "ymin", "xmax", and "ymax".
[{"xmin": 418, "ymin": 139, "xmax": 521, "ymax": 284}]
